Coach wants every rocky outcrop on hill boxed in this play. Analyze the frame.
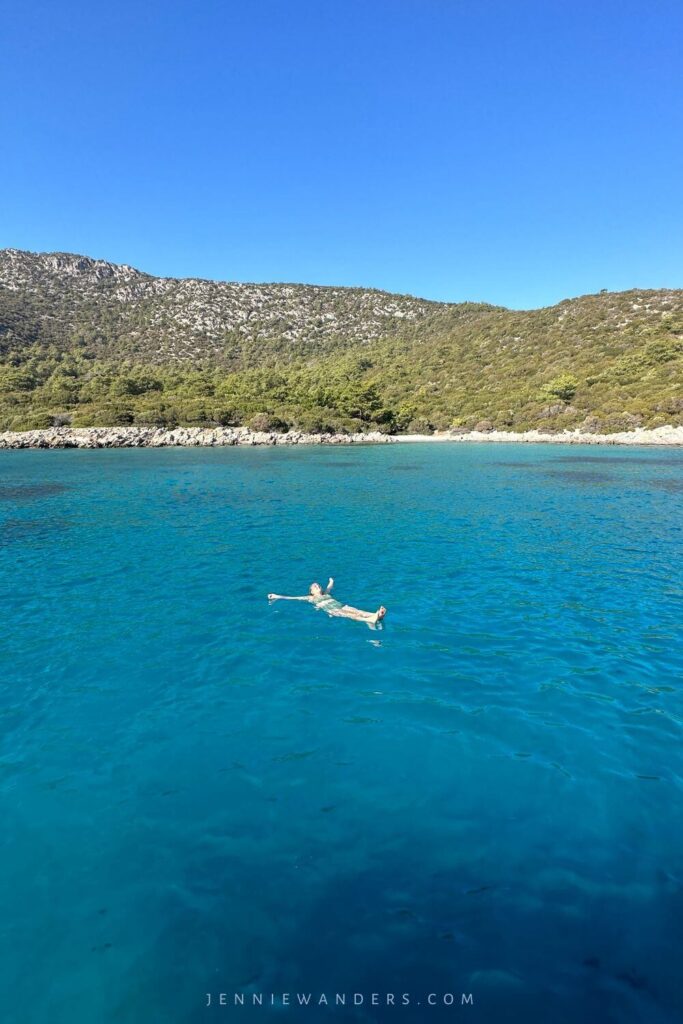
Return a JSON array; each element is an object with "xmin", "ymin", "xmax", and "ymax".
[{"xmin": 0, "ymin": 248, "xmax": 448, "ymax": 364}]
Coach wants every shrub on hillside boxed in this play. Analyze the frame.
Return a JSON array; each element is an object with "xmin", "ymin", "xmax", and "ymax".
[
  {"xmin": 10, "ymin": 411, "xmax": 54, "ymax": 430},
  {"xmin": 212, "ymin": 406, "xmax": 241, "ymax": 426},
  {"xmin": 407, "ymin": 417, "xmax": 434, "ymax": 434},
  {"xmin": 84, "ymin": 406, "xmax": 135, "ymax": 426},
  {"xmin": 540, "ymin": 373, "xmax": 579, "ymax": 402},
  {"xmin": 248, "ymin": 412, "xmax": 289, "ymax": 433},
  {"xmin": 0, "ymin": 368, "xmax": 37, "ymax": 392}
]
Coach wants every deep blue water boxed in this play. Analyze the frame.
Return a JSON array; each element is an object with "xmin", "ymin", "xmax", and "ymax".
[{"xmin": 1, "ymin": 443, "xmax": 682, "ymax": 1024}]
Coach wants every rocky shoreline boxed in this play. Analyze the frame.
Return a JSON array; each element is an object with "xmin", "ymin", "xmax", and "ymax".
[
  {"xmin": 0, "ymin": 424, "xmax": 682, "ymax": 449},
  {"xmin": 0, "ymin": 426, "xmax": 394, "ymax": 449}
]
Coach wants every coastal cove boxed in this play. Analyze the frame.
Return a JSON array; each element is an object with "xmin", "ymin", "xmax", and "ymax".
[
  {"xmin": 1, "ymin": 424, "xmax": 683, "ymax": 449},
  {"xmin": 1, "ymin": 442, "xmax": 682, "ymax": 1023},
  {"xmin": 2, "ymin": 252, "xmax": 683, "ymax": 441},
  {"xmin": 5, "ymin": 3, "xmax": 683, "ymax": 1021}
]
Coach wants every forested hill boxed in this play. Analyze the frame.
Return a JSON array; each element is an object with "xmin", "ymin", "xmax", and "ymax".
[{"xmin": 1, "ymin": 248, "xmax": 682, "ymax": 434}]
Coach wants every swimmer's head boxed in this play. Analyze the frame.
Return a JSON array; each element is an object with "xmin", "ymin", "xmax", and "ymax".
[{"xmin": 309, "ymin": 582, "xmax": 323, "ymax": 597}]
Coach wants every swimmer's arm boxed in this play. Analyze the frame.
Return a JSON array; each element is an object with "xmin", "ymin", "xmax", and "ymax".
[
  {"xmin": 324, "ymin": 577, "xmax": 334, "ymax": 594},
  {"xmin": 267, "ymin": 593, "xmax": 312, "ymax": 602}
]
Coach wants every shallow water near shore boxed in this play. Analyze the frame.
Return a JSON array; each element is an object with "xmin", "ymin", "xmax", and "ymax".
[{"xmin": 1, "ymin": 443, "xmax": 682, "ymax": 1023}]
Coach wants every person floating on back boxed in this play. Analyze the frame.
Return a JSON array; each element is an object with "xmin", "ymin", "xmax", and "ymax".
[{"xmin": 268, "ymin": 577, "xmax": 387, "ymax": 628}]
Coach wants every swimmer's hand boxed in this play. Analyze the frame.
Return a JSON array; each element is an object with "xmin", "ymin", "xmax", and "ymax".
[{"xmin": 325, "ymin": 577, "xmax": 334, "ymax": 593}]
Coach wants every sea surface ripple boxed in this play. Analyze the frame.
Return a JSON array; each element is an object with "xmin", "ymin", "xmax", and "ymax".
[{"xmin": 0, "ymin": 444, "xmax": 682, "ymax": 1023}]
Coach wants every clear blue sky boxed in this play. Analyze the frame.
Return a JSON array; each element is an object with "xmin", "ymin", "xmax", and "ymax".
[{"xmin": 1, "ymin": 0, "xmax": 681, "ymax": 308}]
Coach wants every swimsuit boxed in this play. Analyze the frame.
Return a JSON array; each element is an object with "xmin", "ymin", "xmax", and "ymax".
[{"xmin": 314, "ymin": 594, "xmax": 344, "ymax": 614}]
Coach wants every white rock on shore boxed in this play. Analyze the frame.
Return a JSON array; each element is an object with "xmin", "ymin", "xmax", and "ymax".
[
  {"xmin": 0, "ymin": 424, "xmax": 682, "ymax": 449},
  {"xmin": 0, "ymin": 426, "xmax": 396, "ymax": 449}
]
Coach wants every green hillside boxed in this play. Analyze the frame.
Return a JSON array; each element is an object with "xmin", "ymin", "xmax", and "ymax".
[{"xmin": 1, "ymin": 249, "xmax": 681, "ymax": 433}]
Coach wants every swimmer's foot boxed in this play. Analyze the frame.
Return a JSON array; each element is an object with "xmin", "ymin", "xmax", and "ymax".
[{"xmin": 374, "ymin": 606, "xmax": 387, "ymax": 624}]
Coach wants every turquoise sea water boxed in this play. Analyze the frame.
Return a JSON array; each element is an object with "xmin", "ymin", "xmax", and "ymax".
[{"xmin": 1, "ymin": 443, "xmax": 682, "ymax": 1024}]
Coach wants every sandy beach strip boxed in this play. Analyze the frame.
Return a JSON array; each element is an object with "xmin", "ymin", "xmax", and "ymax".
[{"xmin": 395, "ymin": 425, "xmax": 683, "ymax": 447}]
